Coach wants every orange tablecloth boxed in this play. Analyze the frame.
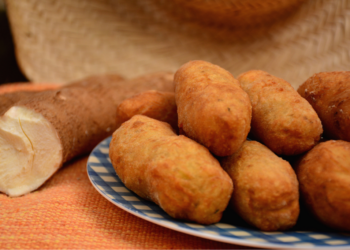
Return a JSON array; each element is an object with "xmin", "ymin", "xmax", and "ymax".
[{"xmin": 0, "ymin": 83, "xmax": 250, "ymax": 249}]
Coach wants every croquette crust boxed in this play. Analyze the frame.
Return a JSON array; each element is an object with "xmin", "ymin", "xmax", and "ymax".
[
  {"xmin": 109, "ymin": 115, "xmax": 233, "ymax": 225},
  {"xmin": 116, "ymin": 90, "xmax": 178, "ymax": 132},
  {"xmin": 238, "ymin": 70, "xmax": 322, "ymax": 155},
  {"xmin": 296, "ymin": 140, "xmax": 350, "ymax": 231},
  {"xmin": 298, "ymin": 71, "xmax": 350, "ymax": 141},
  {"xmin": 174, "ymin": 60, "xmax": 252, "ymax": 157},
  {"xmin": 220, "ymin": 140, "xmax": 300, "ymax": 231}
]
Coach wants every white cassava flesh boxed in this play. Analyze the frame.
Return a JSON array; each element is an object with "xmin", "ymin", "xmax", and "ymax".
[{"xmin": 0, "ymin": 106, "xmax": 62, "ymax": 197}]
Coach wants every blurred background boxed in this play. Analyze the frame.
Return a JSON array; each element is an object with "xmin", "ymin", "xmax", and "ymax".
[
  {"xmin": 0, "ymin": 0, "xmax": 27, "ymax": 84},
  {"xmin": 2, "ymin": 0, "xmax": 349, "ymax": 89}
]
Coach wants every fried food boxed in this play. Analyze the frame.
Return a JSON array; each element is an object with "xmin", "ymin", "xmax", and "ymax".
[
  {"xmin": 116, "ymin": 90, "xmax": 178, "ymax": 132},
  {"xmin": 238, "ymin": 70, "xmax": 322, "ymax": 155},
  {"xmin": 220, "ymin": 140, "xmax": 300, "ymax": 231},
  {"xmin": 298, "ymin": 71, "xmax": 350, "ymax": 141},
  {"xmin": 109, "ymin": 115, "xmax": 233, "ymax": 225},
  {"xmin": 296, "ymin": 140, "xmax": 350, "ymax": 231},
  {"xmin": 174, "ymin": 60, "xmax": 252, "ymax": 157}
]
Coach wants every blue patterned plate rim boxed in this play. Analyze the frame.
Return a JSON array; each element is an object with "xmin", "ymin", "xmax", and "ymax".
[{"xmin": 87, "ymin": 136, "xmax": 350, "ymax": 249}]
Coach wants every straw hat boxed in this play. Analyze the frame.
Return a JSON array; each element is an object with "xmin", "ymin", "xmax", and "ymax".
[{"xmin": 5, "ymin": 0, "xmax": 350, "ymax": 88}]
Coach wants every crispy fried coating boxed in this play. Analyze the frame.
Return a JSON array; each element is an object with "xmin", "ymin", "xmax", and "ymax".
[
  {"xmin": 116, "ymin": 90, "xmax": 178, "ymax": 132},
  {"xmin": 220, "ymin": 140, "xmax": 300, "ymax": 231},
  {"xmin": 298, "ymin": 71, "xmax": 350, "ymax": 141},
  {"xmin": 238, "ymin": 70, "xmax": 322, "ymax": 155},
  {"xmin": 174, "ymin": 60, "xmax": 252, "ymax": 157},
  {"xmin": 109, "ymin": 115, "xmax": 233, "ymax": 225},
  {"xmin": 296, "ymin": 140, "xmax": 350, "ymax": 231}
]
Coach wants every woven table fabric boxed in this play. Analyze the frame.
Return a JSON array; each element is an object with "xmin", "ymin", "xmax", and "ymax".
[
  {"xmin": 0, "ymin": 84, "xmax": 246, "ymax": 249},
  {"xmin": 0, "ymin": 83, "xmax": 60, "ymax": 94}
]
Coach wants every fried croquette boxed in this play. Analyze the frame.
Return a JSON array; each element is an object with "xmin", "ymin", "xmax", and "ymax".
[
  {"xmin": 174, "ymin": 60, "xmax": 252, "ymax": 157},
  {"xmin": 220, "ymin": 140, "xmax": 300, "ymax": 231},
  {"xmin": 296, "ymin": 140, "xmax": 350, "ymax": 231},
  {"xmin": 116, "ymin": 90, "xmax": 178, "ymax": 132},
  {"xmin": 298, "ymin": 71, "xmax": 350, "ymax": 141},
  {"xmin": 109, "ymin": 115, "xmax": 233, "ymax": 225},
  {"xmin": 238, "ymin": 70, "xmax": 322, "ymax": 155}
]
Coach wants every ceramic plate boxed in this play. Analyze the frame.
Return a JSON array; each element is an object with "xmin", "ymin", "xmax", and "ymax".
[{"xmin": 87, "ymin": 137, "xmax": 350, "ymax": 249}]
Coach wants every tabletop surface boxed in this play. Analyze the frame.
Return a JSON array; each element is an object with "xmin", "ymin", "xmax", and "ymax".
[{"xmin": 0, "ymin": 149, "xmax": 247, "ymax": 249}]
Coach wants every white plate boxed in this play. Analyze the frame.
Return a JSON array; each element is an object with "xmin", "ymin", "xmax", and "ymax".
[{"xmin": 87, "ymin": 137, "xmax": 350, "ymax": 249}]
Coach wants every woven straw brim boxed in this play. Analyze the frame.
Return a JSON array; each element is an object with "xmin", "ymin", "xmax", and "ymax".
[{"xmin": 6, "ymin": 0, "xmax": 350, "ymax": 89}]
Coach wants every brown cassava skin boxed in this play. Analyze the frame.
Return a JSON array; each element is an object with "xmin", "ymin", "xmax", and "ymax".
[
  {"xmin": 298, "ymin": 71, "xmax": 350, "ymax": 141},
  {"xmin": 0, "ymin": 91, "xmax": 38, "ymax": 115},
  {"xmin": 296, "ymin": 140, "xmax": 350, "ymax": 231},
  {"xmin": 238, "ymin": 70, "xmax": 322, "ymax": 155},
  {"xmin": 109, "ymin": 115, "xmax": 233, "ymax": 225},
  {"xmin": 174, "ymin": 60, "xmax": 252, "ymax": 157},
  {"xmin": 0, "ymin": 84, "xmax": 59, "ymax": 115},
  {"xmin": 220, "ymin": 140, "xmax": 300, "ymax": 231},
  {"xmin": 116, "ymin": 90, "xmax": 178, "ymax": 132},
  {"xmin": 1, "ymin": 72, "xmax": 174, "ymax": 164}
]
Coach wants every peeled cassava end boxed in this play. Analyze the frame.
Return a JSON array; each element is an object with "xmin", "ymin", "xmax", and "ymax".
[{"xmin": 0, "ymin": 106, "xmax": 62, "ymax": 197}]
